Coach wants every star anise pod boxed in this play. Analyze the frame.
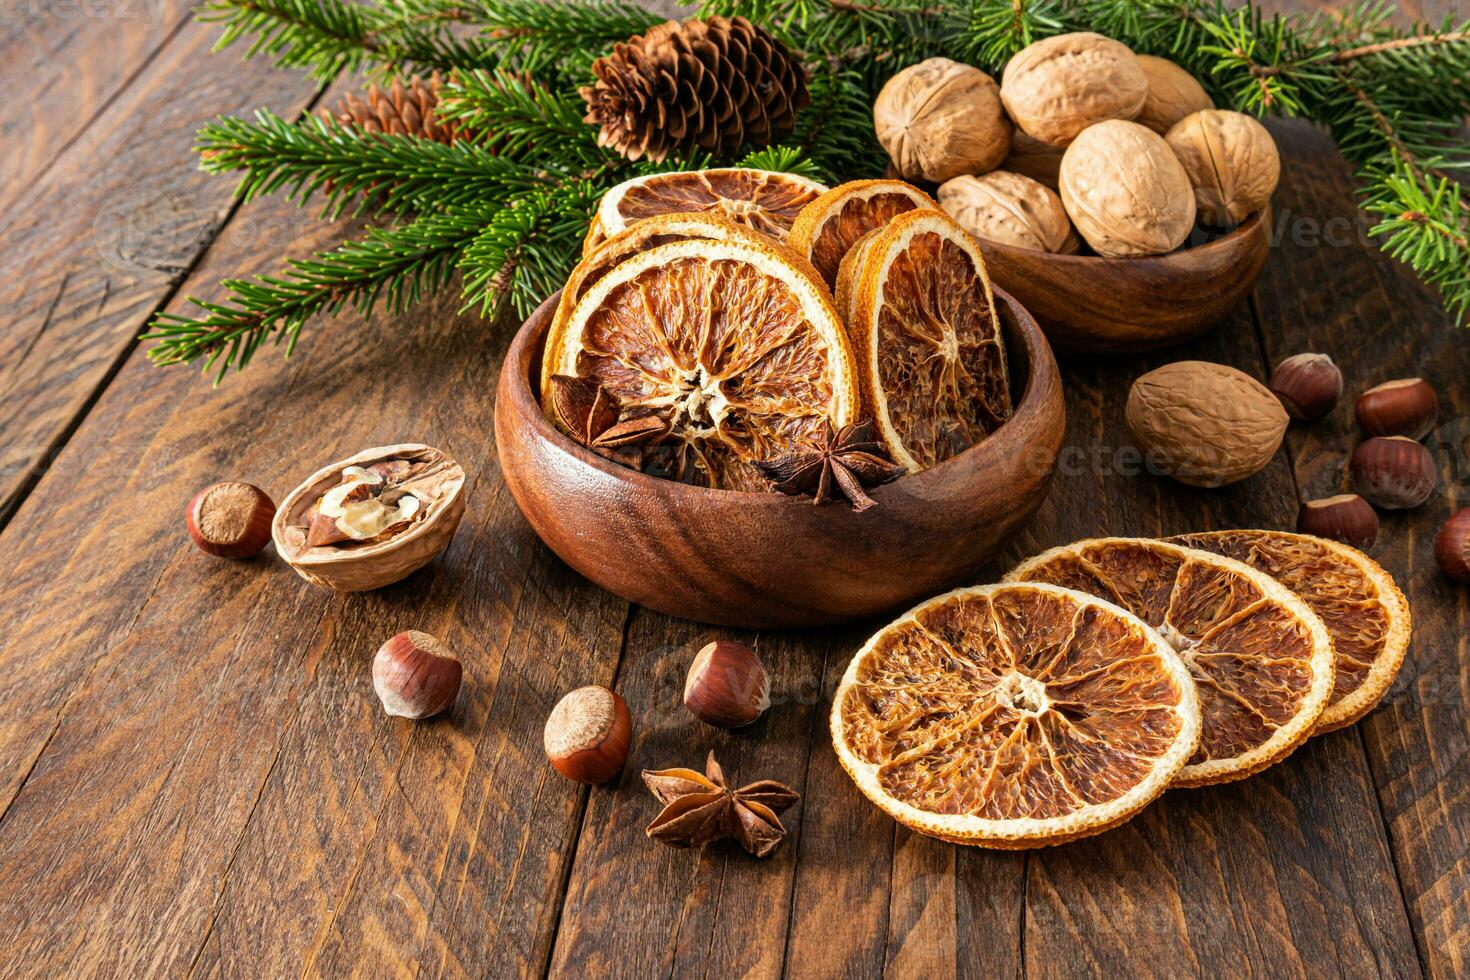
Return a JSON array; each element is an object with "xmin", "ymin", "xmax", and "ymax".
[
  {"xmin": 753, "ymin": 419, "xmax": 907, "ymax": 512},
  {"xmin": 642, "ymin": 751, "xmax": 800, "ymax": 858},
  {"xmin": 548, "ymin": 375, "xmax": 671, "ymax": 460}
]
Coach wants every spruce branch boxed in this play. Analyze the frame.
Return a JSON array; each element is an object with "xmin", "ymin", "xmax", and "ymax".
[
  {"xmin": 438, "ymin": 69, "xmax": 613, "ymax": 166},
  {"xmin": 479, "ymin": 0, "xmax": 665, "ymax": 72},
  {"xmin": 146, "ymin": 204, "xmax": 496, "ymax": 379},
  {"xmin": 197, "ymin": 110, "xmax": 555, "ymax": 218}
]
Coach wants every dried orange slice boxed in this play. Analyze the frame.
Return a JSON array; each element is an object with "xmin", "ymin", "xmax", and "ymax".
[
  {"xmin": 786, "ymin": 179, "xmax": 937, "ymax": 289},
  {"xmin": 542, "ymin": 213, "xmax": 775, "ymax": 403},
  {"xmin": 834, "ymin": 226, "xmax": 883, "ymax": 328},
  {"xmin": 1006, "ymin": 538, "xmax": 1334, "ymax": 787},
  {"xmin": 1170, "ymin": 530, "xmax": 1411, "ymax": 733},
  {"xmin": 848, "ymin": 209, "xmax": 1013, "ymax": 471},
  {"xmin": 584, "ymin": 168, "xmax": 828, "ymax": 253},
  {"xmin": 544, "ymin": 237, "xmax": 859, "ymax": 491},
  {"xmin": 831, "ymin": 582, "xmax": 1200, "ymax": 848}
]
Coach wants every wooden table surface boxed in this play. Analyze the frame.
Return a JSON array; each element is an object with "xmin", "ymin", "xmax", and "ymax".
[{"xmin": 1, "ymin": 1, "xmax": 1467, "ymax": 977}]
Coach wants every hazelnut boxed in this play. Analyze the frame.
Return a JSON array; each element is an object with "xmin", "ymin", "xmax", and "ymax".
[
  {"xmin": 373, "ymin": 630, "xmax": 462, "ymax": 719},
  {"xmin": 683, "ymin": 640, "xmax": 771, "ymax": 728},
  {"xmin": 185, "ymin": 481, "xmax": 276, "ymax": 559},
  {"xmin": 1355, "ymin": 378, "xmax": 1439, "ymax": 440},
  {"xmin": 1434, "ymin": 508, "xmax": 1470, "ymax": 582},
  {"xmin": 1059, "ymin": 120, "xmax": 1196, "ymax": 257},
  {"xmin": 1298, "ymin": 495, "xmax": 1379, "ymax": 550},
  {"xmin": 1165, "ymin": 110, "xmax": 1281, "ymax": 226},
  {"xmin": 1000, "ymin": 33, "xmax": 1147, "ymax": 147},
  {"xmin": 1125, "ymin": 361, "xmax": 1288, "ymax": 487},
  {"xmin": 939, "ymin": 171, "xmax": 1078, "ymax": 253},
  {"xmin": 874, "ymin": 58, "xmax": 1010, "ymax": 183},
  {"xmin": 1351, "ymin": 436, "xmax": 1437, "ymax": 510},
  {"xmin": 1269, "ymin": 352, "xmax": 1343, "ymax": 422},
  {"xmin": 544, "ymin": 685, "xmax": 632, "ymax": 784},
  {"xmin": 1134, "ymin": 55, "xmax": 1214, "ymax": 135}
]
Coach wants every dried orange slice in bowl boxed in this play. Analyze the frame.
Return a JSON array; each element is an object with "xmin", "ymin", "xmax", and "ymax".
[
  {"xmin": 848, "ymin": 208, "xmax": 1013, "ymax": 472},
  {"xmin": 786, "ymin": 179, "xmax": 937, "ymax": 288},
  {"xmin": 584, "ymin": 168, "xmax": 828, "ymax": 253},
  {"xmin": 542, "ymin": 213, "xmax": 776, "ymax": 402},
  {"xmin": 831, "ymin": 582, "xmax": 1200, "ymax": 848},
  {"xmin": 544, "ymin": 237, "xmax": 858, "ymax": 491},
  {"xmin": 1170, "ymin": 530, "xmax": 1410, "ymax": 733},
  {"xmin": 1006, "ymin": 538, "xmax": 1334, "ymax": 787}
]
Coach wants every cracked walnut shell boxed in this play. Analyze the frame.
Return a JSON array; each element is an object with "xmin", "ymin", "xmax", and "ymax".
[
  {"xmin": 273, "ymin": 444, "xmax": 466, "ymax": 591},
  {"xmin": 1166, "ymin": 109, "xmax": 1281, "ymax": 226},
  {"xmin": 939, "ymin": 171, "xmax": 1078, "ymax": 253},
  {"xmin": 1059, "ymin": 120, "xmax": 1196, "ymax": 257},
  {"xmin": 1126, "ymin": 361, "xmax": 1288, "ymax": 487},
  {"xmin": 1000, "ymin": 33, "xmax": 1147, "ymax": 147},
  {"xmin": 874, "ymin": 57, "xmax": 1011, "ymax": 183}
]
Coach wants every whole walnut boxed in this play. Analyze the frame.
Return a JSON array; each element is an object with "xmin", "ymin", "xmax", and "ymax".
[
  {"xmin": 939, "ymin": 171, "xmax": 1078, "ymax": 253},
  {"xmin": 874, "ymin": 58, "xmax": 1011, "ymax": 183},
  {"xmin": 1166, "ymin": 109, "xmax": 1281, "ymax": 226},
  {"xmin": 1134, "ymin": 55, "xmax": 1214, "ymax": 135},
  {"xmin": 1000, "ymin": 130, "xmax": 1064, "ymax": 191},
  {"xmin": 1126, "ymin": 361, "xmax": 1289, "ymax": 487},
  {"xmin": 1000, "ymin": 33, "xmax": 1147, "ymax": 147},
  {"xmin": 1058, "ymin": 120, "xmax": 1196, "ymax": 257}
]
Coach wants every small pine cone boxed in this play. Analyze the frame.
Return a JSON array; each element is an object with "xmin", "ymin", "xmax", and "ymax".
[
  {"xmin": 323, "ymin": 72, "xmax": 459, "ymax": 143},
  {"xmin": 580, "ymin": 16, "xmax": 810, "ymax": 163}
]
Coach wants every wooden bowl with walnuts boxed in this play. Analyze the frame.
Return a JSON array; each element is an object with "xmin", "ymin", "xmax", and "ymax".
[{"xmin": 495, "ymin": 287, "xmax": 1066, "ymax": 630}]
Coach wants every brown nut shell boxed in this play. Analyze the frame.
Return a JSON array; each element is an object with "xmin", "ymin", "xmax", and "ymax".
[
  {"xmin": 1125, "ymin": 361, "xmax": 1288, "ymax": 487},
  {"xmin": 1165, "ymin": 110, "xmax": 1280, "ymax": 226},
  {"xmin": 1270, "ymin": 352, "xmax": 1343, "ymax": 423},
  {"xmin": 1297, "ymin": 495, "xmax": 1379, "ymax": 551},
  {"xmin": 1059, "ymin": 120, "xmax": 1196, "ymax": 257},
  {"xmin": 1355, "ymin": 377, "xmax": 1439, "ymax": 440},
  {"xmin": 938, "ymin": 171, "xmax": 1078, "ymax": 254},
  {"xmin": 1134, "ymin": 55, "xmax": 1214, "ymax": 135},
  {"xmin": 999, "ymin": 130, "xmax": 1064, "ymax": 191},
  {"xmin": 874, "ymin": 57, "xmax": 1011, "ymax": 183},
  {"xmin": 1350, "ymin": 436, "xmax": 1437, "ymax": 510},
  {"xmin": 272, "ymin": 444, "xmax": 466, "ymax": 591},
  {"xmin": 1435, "ymin": 508, "xmax": 1470, "ymax": 582},
  {"xmin": 1000, "ymin": 33, "xmax": 1147, "ymax": 147}
]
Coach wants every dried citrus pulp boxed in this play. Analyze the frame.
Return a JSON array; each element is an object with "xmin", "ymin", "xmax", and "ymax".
[
  {"xmin": 786, "ymin": 179, "xmax": 938, "ymax": 288},
  {"xmin": 830, "ymin": 582, "xmax": 1201, "ymax": 848},
  {"xmin": 1170, "ymin": 530, "xmax": 1411, "ymax": 733},
  {"xmin": 1006, "ymin": 538, "xmax": 1334, "ymax": 786},
  {"xmin": 846, "ymin": 208, "xmax": 1013, "ymax": 471},
  {"xmin": 543, "ymin": 236, "xmax": 858, "ymax": 491},
  {"xmin": 584, "ymin": 168, "xmax": 827, "ymax": 253}
]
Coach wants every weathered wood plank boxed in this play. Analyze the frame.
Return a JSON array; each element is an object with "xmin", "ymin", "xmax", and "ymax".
[
  {"xmin": 1251, "ymin": 117, "xmax": 1470, "ymax": 979},
  {"xmin": 0, "ymin": 16, "xmax": 318, "ymax": 526},
  {"xmin": 1015, "ymin": 303, "xmax": 1421, "ymax": 978},
  {"xmin": 0, "ymin": 0, "xmax": 195, "ymax": 218}
]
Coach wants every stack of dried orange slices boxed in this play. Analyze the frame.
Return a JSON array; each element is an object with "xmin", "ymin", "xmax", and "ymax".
[
  {"xmin": 831, "ymin": 530, "xmax": 1410, "ymax": 848},
  {"xmin": 543, "ymin": 168, "xmax": 1020, "ymax": 501}
]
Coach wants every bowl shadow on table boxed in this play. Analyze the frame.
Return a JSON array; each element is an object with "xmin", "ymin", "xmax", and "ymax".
[
  {"xmin": 494, "ymin": 286, "xmax": 1068, "ymax": 631},
  {"xmin": 979, "ymin": 212, "xmax": 1272, "ymax": 356}
]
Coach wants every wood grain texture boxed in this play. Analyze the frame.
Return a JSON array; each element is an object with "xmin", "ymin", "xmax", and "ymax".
[
  {"xmin": 496, "ymin": 288, "xmax": 1066, "ymax": 628},
  {"xmin": 0, "ymin": 17, "xmax": 319, "ymax": 526},
  {"xmin": 1250, "ymin": 118, "xmax": 1470, "ymax": 979}
]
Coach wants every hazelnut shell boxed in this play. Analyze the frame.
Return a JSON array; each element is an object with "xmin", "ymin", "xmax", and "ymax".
[
  {"xmin": 544, "ymin": 686, "xmax": 632, "ymax": 785},
  {"xmin": 683, "ymin": 640, "xmax": 771, "ymax": 728},
  {"xmin": 272, "ymin": 444, "xmax": 466, "ymax": 591},
  {"xmin": 1125, "ymin": 360, "xmax": 1288, "ymax": 486},
  {"xmin": 1270, "ymin": 353, "xmax": 1343, "ymax": 423},
  {"xmin": 1297, "ymin": 494, "xmax": 1379, "ymax": 551},
  {"xmin": 1355, "ymin": 378, "xmax": 1439, "ymax": 440},
  {"xmin": 1434, "ymin": 508, "xmax": 1470, "ymax": 582},
  {"xmin": 373, "ymin": 630, "xmax": 462, "ymax": 719},
  {"xmin": 1350, "ymin": 436, "xmax": 1437, "ymax": 510},
  {"xmin": 1000, "ymin": 32, "xmax": 1148, "ymax": 147},
  {"xmin": 1059, "ymin": 120, "xmax": 1196, "ymax": 258},
  {"xmin": 186, "ymin": 481, "xmax": 276, "ymax": 559}
]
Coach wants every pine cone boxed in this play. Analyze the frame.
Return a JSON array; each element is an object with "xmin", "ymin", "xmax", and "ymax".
[
  {"xmin": 580, "ymin": 16, "xmax": 810, "ymax": 163},
  {"xmin": 323, "ymin": 73, "xmax": 459, "ymax": 143}
]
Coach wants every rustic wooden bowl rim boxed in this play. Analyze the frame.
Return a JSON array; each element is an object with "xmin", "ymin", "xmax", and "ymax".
[
  {"xmin": 505, "ymin": 284, "xmax": 1055, "ymax": 508},
  {"xmin": 981, "ymin": 211, "xmax": 1264, "ymax": 265}
]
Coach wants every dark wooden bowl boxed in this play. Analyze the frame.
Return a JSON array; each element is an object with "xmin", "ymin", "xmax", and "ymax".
[
  {"xmin": 495, "ymin": 286, "xmax": 1066, "ymax": 629},
  {"xmin": 979, "ymin": 212, "xmax": 1270, "ymax": 355}
]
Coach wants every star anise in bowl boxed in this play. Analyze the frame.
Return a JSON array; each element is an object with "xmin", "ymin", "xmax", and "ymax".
[
  {"xmin": 642, "ymin": 751, "xmax": 800, "ymax": 858},
  {"xmin": 754, "ymin": 419, "xmax": 907, "ymax": 512}
]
